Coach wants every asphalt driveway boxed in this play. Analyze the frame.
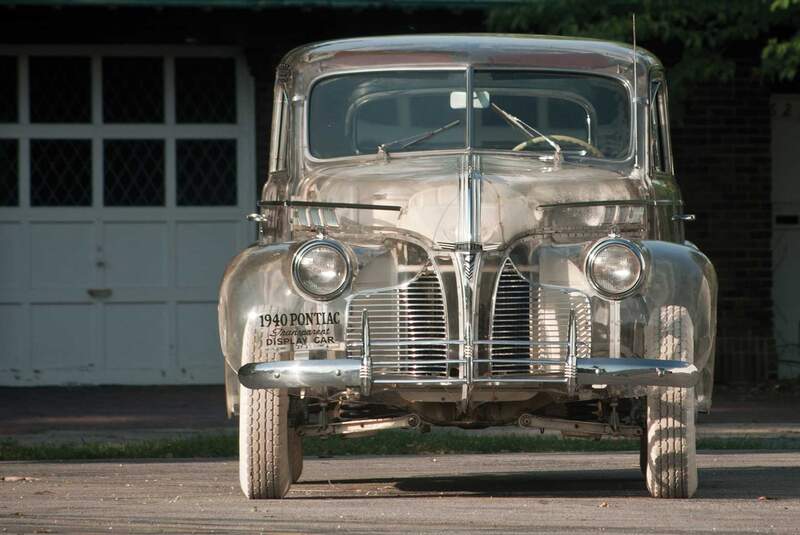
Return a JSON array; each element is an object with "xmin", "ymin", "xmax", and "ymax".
[{"xmin": 2, "ymin": 451, "xmax": 799, "ymax": 534}]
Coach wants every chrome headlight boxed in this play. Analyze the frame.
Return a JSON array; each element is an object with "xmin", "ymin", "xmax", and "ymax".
[
  {"xmin": 585, "ymin": 238, "xmax": 645, "ymax": 298},
  {"xmin": 292, "ymin": 240, "xmax": 351, "ymax": 300}
]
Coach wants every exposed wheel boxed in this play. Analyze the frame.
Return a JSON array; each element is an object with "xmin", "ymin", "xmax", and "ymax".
[
  {"xmin": 239, "ymin": 333, "xmax": 292, "ymax": 499},
  {"xmin": 644, "ymin": 305, "xmax": 698, "ymax": 499},
  {"xmin": 289, "ymin": 430, "xmax": 304, "ymax": 483}
]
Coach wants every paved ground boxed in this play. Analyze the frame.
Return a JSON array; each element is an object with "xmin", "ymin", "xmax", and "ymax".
[{"xmin": 1, "ymin": 451, "xmax": 799, "ymax": 534}]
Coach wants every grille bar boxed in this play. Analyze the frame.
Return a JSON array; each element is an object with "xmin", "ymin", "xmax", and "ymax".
[
  {"xmin": 346, "ymin": 271, "xmax": 449, "ymax": 378},
  {"xmin": 489, "ymin": 260, "xmax": 591, "ymax": 374}
]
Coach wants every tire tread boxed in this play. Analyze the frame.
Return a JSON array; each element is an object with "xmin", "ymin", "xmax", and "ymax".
[{"xmin": 645, "ymin": 305, "xmax": 698, "ymax": 499}]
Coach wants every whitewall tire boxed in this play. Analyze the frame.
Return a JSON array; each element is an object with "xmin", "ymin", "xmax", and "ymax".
[
  {"xmin": 644, "ymin": 305, "xmax": 698, "ymax": 499},
  {"xmin": 238, "ymin": 333, "xmax": 292, "ymax": 499}
]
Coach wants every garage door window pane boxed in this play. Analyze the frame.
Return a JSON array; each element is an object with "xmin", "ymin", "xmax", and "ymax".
[
  {"xmin": 29, "ymin": 57, "xmax": 91, "ymax": 123},
  {"xmin": 103, "ymin": 57, "xmax": 164, "ymax": 123},
  {"xmin": 0, "ymin": 57, "xmax": 17, "ymax": 123},
  {"xmin": 0, "ymin": 139, "xmax": 18, "ymax": 206},
  {"xmin": 104, "ymin": 140, "xmax": 165, "ymax": 206},
  {"xmin": 176, "ymin": 139, "xmax": 236, "ymax": 206},
  {"xmin": 175, "ymin": 58, "xmax": 236, "ymax": 123},
  {"xmin": 31, "ymin": 140, "xmax": 92, "ymax": 206}
]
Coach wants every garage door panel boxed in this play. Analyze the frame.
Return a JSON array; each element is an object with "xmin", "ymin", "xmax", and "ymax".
[
  {"xmin": 175, "ymin": 221, "xmax": 238, "ymax": 289},
  {"xmin": 105, "ymin": 303, "xmax": 169, "ymax": 370},
  {"xmin": 104, "ymin": 222, "xmax": 168, "ymax": 287},
  {"xmin": 0, "ymin": 222, "xmax": 24, "ymax": 290},
  {"xmin": 31, "ymin": 303, "xmax": 95, "ymax": 370},
  {"xmin": 0, "ymin": 304, "xmax": 25, "ymax": 373},
  {"xmin": 177, "ymin": 302, "xmax": 221, "ymax": 370},
  {"xmin": 31, "ymin": 222, "xmax": 95, "ymax": 289}
]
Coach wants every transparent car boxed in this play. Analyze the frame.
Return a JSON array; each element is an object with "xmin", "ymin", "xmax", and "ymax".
[{"xmin": 218, "ymin": 35, "xmax": 717, "ymax": 500}]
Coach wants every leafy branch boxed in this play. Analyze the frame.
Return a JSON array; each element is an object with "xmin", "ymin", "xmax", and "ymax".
[{"xmin": 488, "ymin": 0, "xmax": 800, "ymax": 109}]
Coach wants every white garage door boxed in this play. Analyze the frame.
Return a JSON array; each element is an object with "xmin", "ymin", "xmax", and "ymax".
[{"xmin": 0, "ymin": 47, "xmax": 255, "ymax": 385}]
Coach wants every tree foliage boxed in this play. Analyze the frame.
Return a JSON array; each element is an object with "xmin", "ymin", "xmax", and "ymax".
[
  {"xmin": 488, "ymin": 0, "xmax": 800, "ymax": 107},
  {"xmin": 763, "ymin": 0, "xmax": 800, "ymax": 80}
]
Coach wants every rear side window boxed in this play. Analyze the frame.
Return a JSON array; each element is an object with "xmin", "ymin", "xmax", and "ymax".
[{"xmin": 650, "ymin": 78, "xmax": 672, "ymax": 173}]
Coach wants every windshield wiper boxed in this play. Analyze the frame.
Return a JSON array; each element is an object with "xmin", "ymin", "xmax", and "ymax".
[
  {"xmin": 377, "ymin": 119, "xmax": 461, "ymax": 160},
  {"xmin": 489, "ymin": 103, "xmax": 562, "ymax": 163}
]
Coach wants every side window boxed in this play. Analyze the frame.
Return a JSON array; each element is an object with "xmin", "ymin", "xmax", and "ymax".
[
  {"xmin": 650, "ymin": 77, "xmax": 673, "ymax": 175},
  {"xmin": 650, "ymin": 80, "xmax": 666, "ymax": 173}
]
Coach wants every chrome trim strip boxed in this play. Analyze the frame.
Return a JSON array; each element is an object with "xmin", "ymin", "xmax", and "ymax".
[
  {"xmin": 260, "ymin": 199, "xmax": 402, "ymax": 212},
  {"xmin": 539, "ymin": 199, "xmax": 678, "ymax": 208}
]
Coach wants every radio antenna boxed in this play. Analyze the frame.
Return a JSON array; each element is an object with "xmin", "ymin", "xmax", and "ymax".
[{"xmin": 632, "ymin": 13, "xmax": 639, "ymax": 169}]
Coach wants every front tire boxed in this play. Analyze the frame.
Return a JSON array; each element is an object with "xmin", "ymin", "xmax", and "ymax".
[
  {"xmin": 239, "ymin": 333, "xmax": 292, "ymax": 499},
  {"xmin": 644, "ymin": 305, "xmax": 698, "ymax": 499},
  {"xmin": 239, "ymin": 384, "xmax": 292, "ymax": 499}
]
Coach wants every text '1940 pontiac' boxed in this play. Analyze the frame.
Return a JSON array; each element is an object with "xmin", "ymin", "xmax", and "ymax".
[{"xmin": 218, "ymin": 35, "xmax": 717, "ymax": 500}]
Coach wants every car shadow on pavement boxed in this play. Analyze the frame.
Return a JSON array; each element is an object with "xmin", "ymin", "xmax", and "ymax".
[{"xmin": 297, "ymin": 466, "xmax": 800, "ymax": 500}]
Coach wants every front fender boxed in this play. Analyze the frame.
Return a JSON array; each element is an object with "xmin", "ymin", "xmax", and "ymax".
[
  {"xmin": 640, "ymin": 240, "xmax": 718, "ymax": 410},
  {"xmin": 217, "ymin": 235, "xmax": 434, "ymax": 413},
  {"xmin": 218, "ymin": 241, "xmax": 351, "ymax": 414}
]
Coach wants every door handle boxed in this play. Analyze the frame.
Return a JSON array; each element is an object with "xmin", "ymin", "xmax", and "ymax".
[
  {"xmin": 87, "ymin": 288, "xmax": 112, "ymax": 299},
  {"xmin": 671, "ymin": 214, "xmax": 696, "ymax": 222}
]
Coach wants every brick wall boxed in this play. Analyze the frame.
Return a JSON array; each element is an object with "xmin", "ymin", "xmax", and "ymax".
[{"xmin": 672, "ymin": 64, "xmax": 777, "ymax": 383}]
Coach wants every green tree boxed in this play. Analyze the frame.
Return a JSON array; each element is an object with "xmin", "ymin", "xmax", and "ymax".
[
  {"xmin": 763, "ymin": 0, "xmax": 800, "ymax": 80},
  {"xmin": 488, "ymin": 0, "xmax": 800, "ymax": 108}
]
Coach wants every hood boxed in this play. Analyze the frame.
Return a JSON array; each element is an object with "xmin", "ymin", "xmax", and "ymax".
[{"xmin": 292, "ymin": 153, "xmax": 646, "ymax": 245}]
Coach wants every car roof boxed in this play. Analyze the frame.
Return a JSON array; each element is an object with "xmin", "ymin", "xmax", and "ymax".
[{"xmin": 282, "ymin": 34, "xmax": 661, "ymax": 90}]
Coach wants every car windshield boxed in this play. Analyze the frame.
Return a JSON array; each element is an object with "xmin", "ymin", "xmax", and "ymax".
[{"xmin": 308, "ymin": 70, "xmax": 631, "ymax": 160}]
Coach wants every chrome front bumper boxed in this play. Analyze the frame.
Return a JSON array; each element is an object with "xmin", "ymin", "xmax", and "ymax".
[
  {"xmin": 239, "ymin": 355, "xmax": 699, "ymax": 390},
  {"xmin": 238, "ymin": 311, "xmax": 700, "ymax": 392}
]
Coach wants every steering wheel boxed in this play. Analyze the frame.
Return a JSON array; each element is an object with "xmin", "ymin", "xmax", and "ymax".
[{"xmin": 512, "ymin": 134, "xmax": 605, "ymax": 158}]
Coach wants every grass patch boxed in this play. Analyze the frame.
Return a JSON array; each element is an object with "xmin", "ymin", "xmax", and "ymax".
[{"xmin": 2, "ymin": 431, "xmax": 800, "ymax": 461}]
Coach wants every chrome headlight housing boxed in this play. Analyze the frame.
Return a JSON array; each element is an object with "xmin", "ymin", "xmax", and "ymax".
[
  {"xmin": 585, "ymin": 238, "xmax": 645, "ymax": 299},
  {"xmin": 292, "ymin": 239, "xmax": 352, "ymax": 300}
]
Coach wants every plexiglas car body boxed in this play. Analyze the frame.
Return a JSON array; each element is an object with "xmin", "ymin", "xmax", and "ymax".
[{"xmin": 218, "ymin": 35, "xmax": 717, "ymax": 499}]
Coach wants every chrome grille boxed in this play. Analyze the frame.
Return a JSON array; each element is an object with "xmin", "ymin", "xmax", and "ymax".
[
  {"xmin": 346, "ymin": 271, "xmax": 448, "ymax": 378},
  {"xmin": 490, "ymin": 260, "xmax": 591, "ymax": 375}
]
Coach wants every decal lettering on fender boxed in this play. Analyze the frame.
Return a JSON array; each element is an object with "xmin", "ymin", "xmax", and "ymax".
[{"xmin": 256, "ymin": 311, "xmax": 342, "ymax": 349}]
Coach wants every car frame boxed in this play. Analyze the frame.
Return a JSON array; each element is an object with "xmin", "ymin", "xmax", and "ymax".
[{"xmin": 218, "ymin": 34, "xmax": 717, "ymax": 500}]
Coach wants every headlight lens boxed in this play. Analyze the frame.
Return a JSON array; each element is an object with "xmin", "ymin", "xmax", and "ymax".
[
  {"xmin": 586, "ymin": 239, "xmax": 644, "ymax": 298},
  {"xmin": 292, "ymin": 240, "xmax": 351, "ymax": 299}
]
